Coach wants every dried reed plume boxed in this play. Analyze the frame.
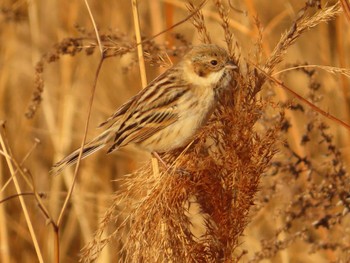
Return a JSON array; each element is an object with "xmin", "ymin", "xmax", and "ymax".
[
  {"xmin": 81, "ymin": 2, "xmax": 345, "ymax": 262},
  {"xmin": 1, "ymin": 0, "xmax": 349, "ymax": 263}
]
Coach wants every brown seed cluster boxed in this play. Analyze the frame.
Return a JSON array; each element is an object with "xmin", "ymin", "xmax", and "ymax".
[{"xmin": 0, "ymin": 1, "xmax": 349, "ymax": 263}]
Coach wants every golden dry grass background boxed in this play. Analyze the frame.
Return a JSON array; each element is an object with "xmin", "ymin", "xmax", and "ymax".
[{"xmin": 1, "ymin": 0, "xmax": 350, "ymax": 262}]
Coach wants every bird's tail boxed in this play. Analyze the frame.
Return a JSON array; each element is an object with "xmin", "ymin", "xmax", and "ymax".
[{"xmin": 50, "ymin": 130, "xmax": 111, "ymax": 176}]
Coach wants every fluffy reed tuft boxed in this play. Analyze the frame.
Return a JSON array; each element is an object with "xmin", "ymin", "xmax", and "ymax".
[{"xmin": 1, "ymin": 1, "xmax": 349, "ymax": 262}]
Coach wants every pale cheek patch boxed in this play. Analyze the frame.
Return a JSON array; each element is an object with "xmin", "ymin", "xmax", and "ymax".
[
  {"xmin": 185, "ymin": 67, "xmax": 225, "ymax": 87},
  {"xmin": 205, "ymin": 68, "xmax": 226, "ymax": 85}
]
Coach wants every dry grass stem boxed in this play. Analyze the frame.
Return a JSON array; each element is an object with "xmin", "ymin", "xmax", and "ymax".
[
  {"xmin": 187, "ymin": 1, "xmax": 212, "ymax": 44},
  {"xmin": 132, "ymin": 0, "xmax": 148, "ymax": 87},
  {"xmin": 0, "ymin": 126, "xmax": 44, "ymax": 263},
  {"xmin": 340, "ymin": 0, "xmax": 350, "ymax": 23},
  {"xmin": 274, "ymin": 64, "xmax": 350, "ymax": 78},
  {"xmin": 265, "ymin": 3, "xmax": 342, "ymax": 72},
  {"xmin": 1, "ymin": 0, "xmax": 349, "ymax": 262},
  {"xmin": 254, "ymin": 63, "xmax": 350, "ymax": 131}
]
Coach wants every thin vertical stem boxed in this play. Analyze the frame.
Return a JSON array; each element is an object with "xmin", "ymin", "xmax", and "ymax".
[
  {"xmin": 0, "ymin": 125, "xmax": 44, "ymax": 263},
  {"xmin": 132, "ymin": 0, "xmax": 148, "ymax": 87}
]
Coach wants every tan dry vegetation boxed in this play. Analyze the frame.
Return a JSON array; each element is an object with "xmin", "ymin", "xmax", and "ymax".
[{"xmin": 1, "ymin": 0, "xmax": 350, "ymax": 262}]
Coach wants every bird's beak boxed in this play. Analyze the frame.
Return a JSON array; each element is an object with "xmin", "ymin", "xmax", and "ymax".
[{"xmin": 225, "ymin": 60, "xmax": 238, "ymax": 71}]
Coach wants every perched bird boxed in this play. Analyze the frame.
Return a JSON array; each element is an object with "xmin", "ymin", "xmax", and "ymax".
[{"xmin": 51, "ymin": 44, "xmax": 238, "ymax": 175}]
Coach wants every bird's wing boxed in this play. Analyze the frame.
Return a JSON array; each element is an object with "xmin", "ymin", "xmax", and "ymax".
[
  {"xmin": 106, "ymin": 109, "xmax": 179, "ymax": 153},
  {"xmin": 98, "ymin": 67, "xmax": 178, "ymax": 128},
  {"xmin": 98, "ymin": 96, "xmax": 138, "ymax": 128},
  {"xmin": 106, "ymin": 82, "xmax": 190, "ymax": 153}
]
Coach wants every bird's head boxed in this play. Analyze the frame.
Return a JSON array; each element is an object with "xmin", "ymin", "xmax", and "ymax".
[{"xmin": 182, "ymin": 44, "xmax": 238, "ymax": 87}]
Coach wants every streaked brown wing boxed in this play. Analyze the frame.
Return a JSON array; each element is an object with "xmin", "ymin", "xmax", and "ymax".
[
  {"xmin": 99, "ymin": 66, "xmax": 180, "ymax": 128},
  {"xmin": 106, "ymin": 84, "xmax": 189, "ymax": 153},
  {"xmin": 119, "ymin": 111, "xmax": 178, "ymax": 145},
  {"xmin": 101, "ymin": 66, "xmax": 189, "ymax": 153},
  {"xmin": 98, "ymin": 95, "xmax": 139, "ymax": 128},
  {"xmin": 106, "ymin": 108, "xmax": 179, "ymax": 153}
]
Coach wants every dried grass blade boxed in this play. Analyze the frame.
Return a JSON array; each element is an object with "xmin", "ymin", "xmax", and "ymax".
[
  {"xmin": 265, "ymin": 3, "xmax": 342, "ymax": 71},
  {"xmin": 0, "ymin": 125, "xmax": 44, "ymax": 263},
  {"xmin": 254, "ymin": 63, "xmax": 350, "ymax": 131}
]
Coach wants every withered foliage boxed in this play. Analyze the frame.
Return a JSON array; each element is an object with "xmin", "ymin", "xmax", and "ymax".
[
  {"xmin": 1, "ymin": 0, "xmax": 349, "ymax": 262},
  {"xmin": 0, "ymin": 1, "xmax": 27, "ymax": 22},
  {"xmin": 250, "ymin": 66, "xmax": 350, "ymax": 262},
  {"xmin": 81, "ymin": 54, "xmax": 282, "ymax": 262},
  {"xmin": 81, "ymin": 1, "xmax": 347, "ymax": 263},
  {"xmin": 25, "ymin": 28, "xmax": 190, "ymax": 119}
]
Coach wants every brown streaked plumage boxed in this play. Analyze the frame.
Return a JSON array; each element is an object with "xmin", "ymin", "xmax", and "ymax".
[{"xmin": 50, "ymin": 44, "xmax": 238, "ymax": 175}]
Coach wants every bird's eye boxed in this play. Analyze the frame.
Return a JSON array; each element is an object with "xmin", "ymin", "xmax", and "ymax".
[{"xmin": 210, "ymin": 60, "xmax": 218, "ymax": 66}]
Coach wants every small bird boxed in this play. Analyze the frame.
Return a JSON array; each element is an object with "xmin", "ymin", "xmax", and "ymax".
[{"xmin": 51, "ymin": 44, "xmax": 238, "ymax": 175}]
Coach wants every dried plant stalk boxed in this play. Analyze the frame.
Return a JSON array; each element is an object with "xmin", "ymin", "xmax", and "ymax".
[
  {"xmin": 187, "ymin": 1, "xmax": 211, "ymax": 44},
  {"xmin": 80, "ymin": 2, "xmax": 347, "ymax": 262},
  {"xmin": 2, "ymin": 0, "xmax": 349, "ymax": 262},
  {"xmin": 265, "ymin": 3, "xmax": 342, "ymax": 72},
  {"xmin": 214, "ymin": 0, "xmax": 234, "ymax": 56},
  {"xmin": 81, "ymin": 61, "xmax": 282, "ymax": 262}
]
